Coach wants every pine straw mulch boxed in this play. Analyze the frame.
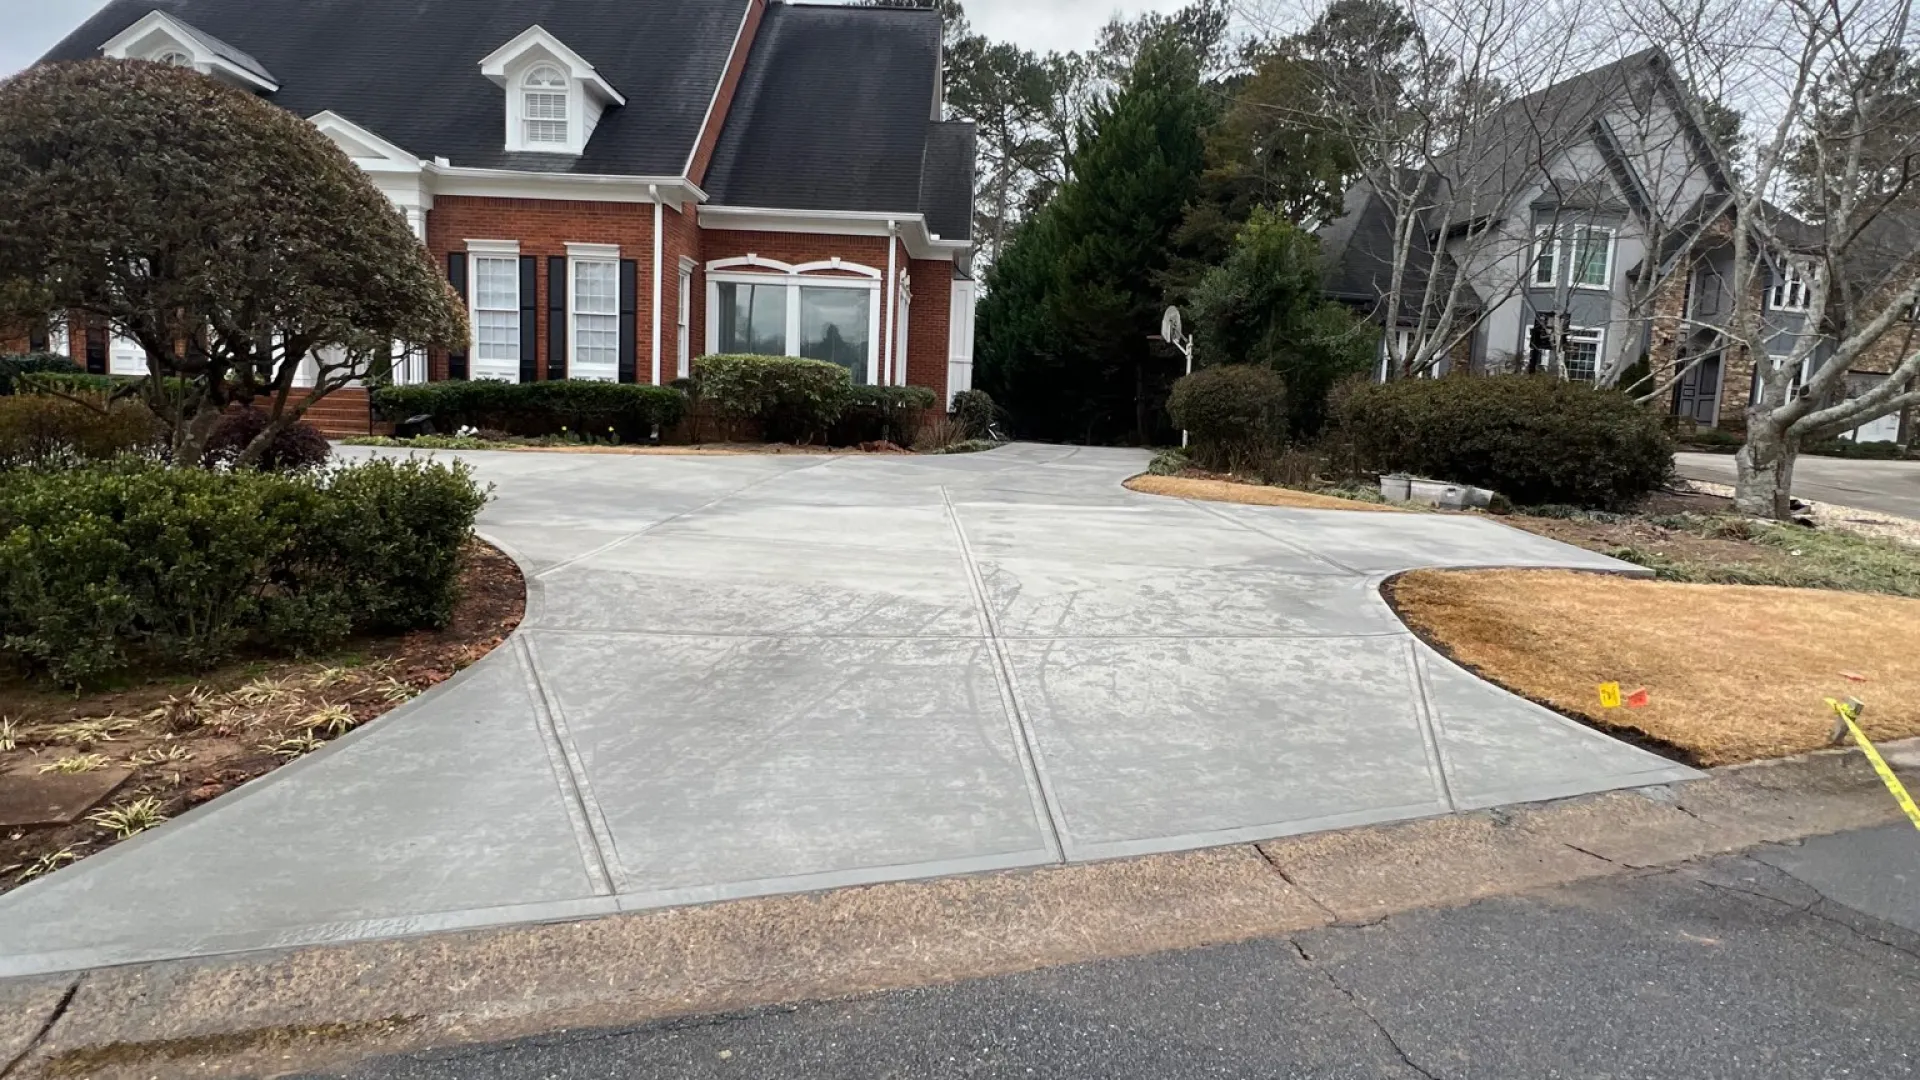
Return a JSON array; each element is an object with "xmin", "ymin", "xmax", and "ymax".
[
  {"xmin": 1126, "ymin": 472, "xmax": 1409, "ymax": 512},
  {"xmin": 1388, "ymin": 567, "xmax": 1920, "ymax": 766},
  {"xmin": 0, "ymin": 540, "xmax": 524, "ymax": 894}
]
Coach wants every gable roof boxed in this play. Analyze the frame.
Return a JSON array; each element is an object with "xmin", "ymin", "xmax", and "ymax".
[
  {"xmin": 39, "ymin": 0, "xmax": 751, "ymax": 176},
  {"xmin": 703, "ymin": 3, "xmax": 969, "ymax": 235},
  {"xmin": 147, "ymin": 12, "xmax": 275, "ymax": 84}
]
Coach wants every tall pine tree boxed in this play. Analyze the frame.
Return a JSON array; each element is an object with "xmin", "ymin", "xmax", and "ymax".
[{"xmin": 976, "ymin": 32, "xmax": 1210, "ymax": 443}]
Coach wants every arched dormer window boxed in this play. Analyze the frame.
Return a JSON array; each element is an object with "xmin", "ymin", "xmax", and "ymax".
[
  {"xmin": 155, "ymin": 50, "xmax": 194, "ymax": 66},
  {"xmin": 521, "ymin": 65, "xmax": 569, "ymax": 146}
]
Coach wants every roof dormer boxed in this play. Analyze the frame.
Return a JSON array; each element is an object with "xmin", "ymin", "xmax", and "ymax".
[
  {"xmin": 478, "ymin": 26, "xmax": 625, "ymax": 156},
  {"xmin": 99, "ymin": 10, "xmax": 278, "ymax": 93}
]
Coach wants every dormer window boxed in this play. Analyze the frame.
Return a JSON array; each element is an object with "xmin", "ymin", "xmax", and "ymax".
[
  {"xmin": 479, "ymin": 25, "xmax": 625, "ymax": 156},
  {"xmin": 99, "ymin": 10, "xmax": 279, "ymax": 93},
  {"xmin": 522, "ymin": 66, "xmax": 570, "ymax": 146}
]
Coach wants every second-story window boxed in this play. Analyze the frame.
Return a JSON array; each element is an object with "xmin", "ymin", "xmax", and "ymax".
[
  {"xmin": 1769, "ymin": 262, "xmax": 1812, "ymax": 312},
  {"xmin": 1533, "ymin": 223, "xmax": 1614, "ymax": 290},
  {"xmin": 522, "ymin": 65, "xmax": 569, "ymax": 146}
]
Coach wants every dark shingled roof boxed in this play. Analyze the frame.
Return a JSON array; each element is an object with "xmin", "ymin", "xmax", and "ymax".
[
  {"xmin": 1317, "ymin": 172, "xmax": 1481, "ymax": 323},
  {"xmin": 38, "ymin": 0, "xmax": 753, "ymax": 175},
  {"xmin": 703, "ymin": 3, "xmax": 974, "ymax": 236},
  {"xmin": 164, "ymin": 16, "xmax": 277, "ymax": 84}
]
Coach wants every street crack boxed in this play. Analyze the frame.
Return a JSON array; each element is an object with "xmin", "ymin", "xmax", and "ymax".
[
  {"xmin": 0, "ymin": 975, "xmax": 81, "ymax": 1079},
  {"xmin": 1286, "ymin": 938, "xmax": 1442, "ymax": 1080}
]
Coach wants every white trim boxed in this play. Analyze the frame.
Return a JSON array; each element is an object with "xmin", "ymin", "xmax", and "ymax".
[
  {"xmin": 423, "ymin": 163, "xmax": 703, "ymax": 205},
  {"xmin": 883, "ymin": 223, "xmax": 899, "ymax": 386},
  {"xmin": 99, "ymin": 11, "xmax": 279, "ymax": 92},
  {"xmin": 1561, "ymin": 325, "xmax": 1604, "ymax": 382},
  {"xmin": 1532, "ymin": 224, "xmax": 1615, "ymax": 291},
  {"xmin": 683, "ymin": 261, "xmax": 698, "ymax": 378},
  {"xmin": 479, "ymin": 25, "xmax": 626, "ymax": 104},
  {"xmin": 1768, "ymin": 261, "xmax": 1814, "ymax": 313},
  {"xmin": 568, "ymin": 253, "xmax": 621, "ymax": 383},
  {"xmin": 307, "ymin": 111, "xmax": 422, "ymax": 172},
  {"xmin": 697, "ymin": 205, "xmax": 968, "ymax": 260},
  {"xmin": 468, "ymin": 251, "xmax": 523, "ymax": 383},
  {"xmin": 704, "ymin": 255, "xmax": 884, "ymax": 279},
  {"xmin": 684, "ymin": 0, "xmax": 758, "ymax": 178},
  {"xmin": 651, "ymin": 186, "xmax": 664, "ymax": 386}
]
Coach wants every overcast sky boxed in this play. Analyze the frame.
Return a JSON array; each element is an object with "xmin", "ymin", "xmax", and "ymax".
[{"xmin": 0, "ymin": 0, "xmax": 1195, "ymax": 79}]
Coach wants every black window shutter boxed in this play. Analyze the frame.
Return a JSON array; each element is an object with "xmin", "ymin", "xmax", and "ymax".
[
  {"xmin": 618, "ymin": 259, "xmax": 637, "ymax": 384},
  {"xmin": 446, "ymin": 253, "xmax": 469, "ymax": 380},
  {"xmin": 84, "ymin": 325, "xmax": 106, "ymax": 374},
  {"xmin": 28, "ymin": 324, "xmax": 48, "ymax": 353},
  {"xmin": 548, "ymin": 256, "xmax": 567, "ymax": 381},
  {"xmin": 518, "ymin": 256, "xmax": 538, "ymax": 383}
]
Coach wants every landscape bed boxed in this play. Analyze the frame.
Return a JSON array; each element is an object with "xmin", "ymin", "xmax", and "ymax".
[{"xmin": 0, "ymin": 541, "xmax": 524, "ymax": 894}]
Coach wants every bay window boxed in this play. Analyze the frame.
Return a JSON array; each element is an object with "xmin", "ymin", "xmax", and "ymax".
[
  {"xmin": 707, "ymin": 259, "xmax": 885, "ymax": 384},
  {"xmin": 798, "ymin": 287, "xmax": 872, "ymax": 376}
]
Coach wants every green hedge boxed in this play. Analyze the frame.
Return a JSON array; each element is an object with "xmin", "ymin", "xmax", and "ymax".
[
  {"xmin": 950, "ymin": 389, "xmax": 998, "ymax": 438},
  {"xmin": 0, "ymin": 352, "xmax": 83, "ymax": 395},
  {"xmin": 0, "ymin": 457, "xmax": 487, "ymax": 687},
  {"xmin": 693, "ymin": 354, "xmax": 853, "ymax": 444},
  {"xmin": 0, "ymin": 393, "xmax": 163, "ymax": 467},
  {"xmin": 372, "ymin": 380, "xmax": 686, "ymax": 442},
  {"xmin": 1167, "ymin": 364, "xmax": 1288, "ymax": 473},
  {"xmin": 1339, "ymin": 375, "xmax": 1673, "ymax": 509},
  {"xmin": 833, "ymin": 385, "xmax": 938, "ymax": 445},
  {"xmin": 1807, "ymin": 438, "xmax": 1909, "ymax": 460}
]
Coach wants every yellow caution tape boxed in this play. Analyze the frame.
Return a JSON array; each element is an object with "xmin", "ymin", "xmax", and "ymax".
[{"xmin": 1829, "ymin": 698, "xmax": 1920, "ymax": 832}]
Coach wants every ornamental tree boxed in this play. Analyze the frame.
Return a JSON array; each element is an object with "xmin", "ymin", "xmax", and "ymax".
[{"xmin": 0, "ymin": 59, "xmax": 467, "ymax": 466}]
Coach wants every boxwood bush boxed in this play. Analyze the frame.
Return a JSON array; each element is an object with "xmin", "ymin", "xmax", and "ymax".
[
  {"xmin": 372, "ymin": 379, "xmax": 686, "ymax": 442},
  {"xmin": 693, "ymin": 354, "xmax": 853, "ymax": 443},
  {"xmin": 202, "ymin": 407, "xmax": 331, "ymax": 471},
  {"xmin": 1166, "ymin": 364, "xmax": 1288, "ymax": 473},
  {"xmin": 832, "ymin": 385, "xmax": 938, "ymax": 445},
  {"xmin": 1339, "ymin": 375, "xmax": 1673, "ymax": 509},
  {"xmin": 0, "ymin": 457, "xmax": 487, "ymax": 687},
  {"xmin": 0, "ymin": 393, "xmax": 162, "ymax": 467},
  {"xmin": 0, "ymin": 352, "xmax": 82, "ymax": 395}
]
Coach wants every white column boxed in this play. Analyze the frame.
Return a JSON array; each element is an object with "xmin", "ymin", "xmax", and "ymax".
[
  {"xmin": 650, "ymin": 187, "xmax": 663, "ymax": 385},
  {"xmin": 882, "ymin": 220, "xmax": 898, "ymax": 385}
]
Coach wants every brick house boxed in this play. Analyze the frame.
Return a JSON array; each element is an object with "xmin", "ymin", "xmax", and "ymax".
[
  {"xmin": 16, "ymin": 0, "xmax": 979, "ymax": 427},
  {"xmin": 1318, "ymin": 49, "xmax": 1915, "ymax": 444}
]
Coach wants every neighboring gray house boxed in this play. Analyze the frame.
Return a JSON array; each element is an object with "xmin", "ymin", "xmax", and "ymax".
[{"xmin": 1316, "ymin": 48, "xmax": 1874, "ymax": 435}]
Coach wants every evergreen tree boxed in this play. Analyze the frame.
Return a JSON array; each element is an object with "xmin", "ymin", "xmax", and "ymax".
[
  {"xmin": 1188, "ymin": 208, "xmax": 1373, "ymax": 437},
  {"xmin": 976, "ymin": 32, "xmax": 1211, "ymax": 442}
]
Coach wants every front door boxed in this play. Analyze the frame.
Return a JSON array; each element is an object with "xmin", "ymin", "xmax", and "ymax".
[{"xmin": 1673, "ymin": 353, "xmax": 1722, "ymax": 426}]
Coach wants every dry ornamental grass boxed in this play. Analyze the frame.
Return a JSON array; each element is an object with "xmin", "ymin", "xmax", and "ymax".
[{"xmin": 1126, "ymin": 474, "xmax": 1407, "ymax": 513}]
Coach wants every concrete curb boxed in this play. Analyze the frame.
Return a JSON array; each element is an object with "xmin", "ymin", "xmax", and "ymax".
[{"xmin": 3, "ymin": 739, "xmax": 1912, "ymax": 1080}]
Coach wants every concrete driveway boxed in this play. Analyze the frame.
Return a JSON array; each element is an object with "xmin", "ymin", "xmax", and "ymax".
[
  {"xmin": 1677, "ymin": 450, "xmax": 1920, "ymax": 519},
  {"xmin": 0, "ymin": 445, "xmax": 1695, "ymax": 977}
]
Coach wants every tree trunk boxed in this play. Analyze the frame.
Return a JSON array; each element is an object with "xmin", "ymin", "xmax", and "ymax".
[{"xmin": 1732, "ymin": 427, "xmax": 1796, "ymax": 518}]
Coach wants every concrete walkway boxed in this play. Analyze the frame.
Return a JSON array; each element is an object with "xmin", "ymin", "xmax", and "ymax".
[{"xmin": 0, "ymin": 445, "xmax": 1695, "ymax": 977}]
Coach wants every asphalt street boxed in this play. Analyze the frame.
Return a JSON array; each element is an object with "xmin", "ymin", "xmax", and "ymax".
[
  {"xmin": 1677, "ymin": 450, "xmax": 1920, "ymax": 519},
  {"xmin": 308, "ymin": 824, "xmax": 1920, "ymax": 1080}
]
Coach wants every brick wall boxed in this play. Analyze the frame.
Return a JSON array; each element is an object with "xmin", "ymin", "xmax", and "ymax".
[
  {"xmin": 904, "ymin": 256, "xmax": 951, "ymax": 391},
  {"xmin": 425, "ymin": 195, "xmax": 660, "ymax": 383}
]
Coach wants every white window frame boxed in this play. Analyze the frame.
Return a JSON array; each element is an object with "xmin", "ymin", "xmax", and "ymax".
[
  {"xmin": 1768, "ymin": 261, "xmax": 1813, "ymax": 312},
  {"xmin": 704, "ymin": 256, "xmax": 884, "ymax": 384},
  {"xmin": 108, "ymin": 332, "xmax": 149, "ymax": 376},
  {"xmin": 521, "ymin": 64, "xmax": 570, "ymax": 148},
  {"xmin": 466, "ymin": 240, "xmax": 521, "ymax": 383},
  {"xmin": 1561, "ymin": 326, "xmax": 1604, "ymax": 383},
  {"xmin": 1533, "ymin": 223, "xmax": 1615, "ymax": 291},
  {"xmin": 565, "ymin": 243, "xmax": 620, "ymax": 383},
  {"xmin": 676, "ymin": 259, "xmax": 695, "ymax": 379}
]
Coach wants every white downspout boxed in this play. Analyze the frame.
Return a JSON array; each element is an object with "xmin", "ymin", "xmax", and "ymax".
[
  {"xmin": 883, "ymin": 219, "xmax": 898, "ymax": 385},
  {"xmin": 650, "ymin": 185, "xmax": 663, "ymax": 386}
]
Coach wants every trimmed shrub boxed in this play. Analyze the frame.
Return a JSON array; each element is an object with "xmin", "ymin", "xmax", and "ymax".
[
  {"xmin": 833, "ymin": 385, "xmax": 938, "ymax": 446},
  {"xmin": 371, "ymin": 380, "xmax": 686, "ymax": 442},
  {"xmin": 0, "ymin": 393, "xmax": 162, "ymax": 467},
  {"xmin": 0, "ymin": 458, "xmax": 487, "ymax": 687},
  {"xmin": 692, "ymin": 354, "xmax": 853, "ymax": 444},
  {"xmin": 202, "ymin": 408, "xmax": 331, "ymax": 472},
  {"xmin": 1166, "ymin": 364, "xmax": 1288, "ymax": 473},
  {"xmin": 951, "ymin": 388, "xmax": 998, "ymax": 439},
  {"xmin": 0, "ymin": 352, "xmax": 82, "ymax": 395},
  {"xmin": 1807, "ymin": 437, "xmax": 1909, "ymax": 460},
  {"xmin": 1339, "ymin": 375, "xmax": 1673, "ymax": 509}
]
